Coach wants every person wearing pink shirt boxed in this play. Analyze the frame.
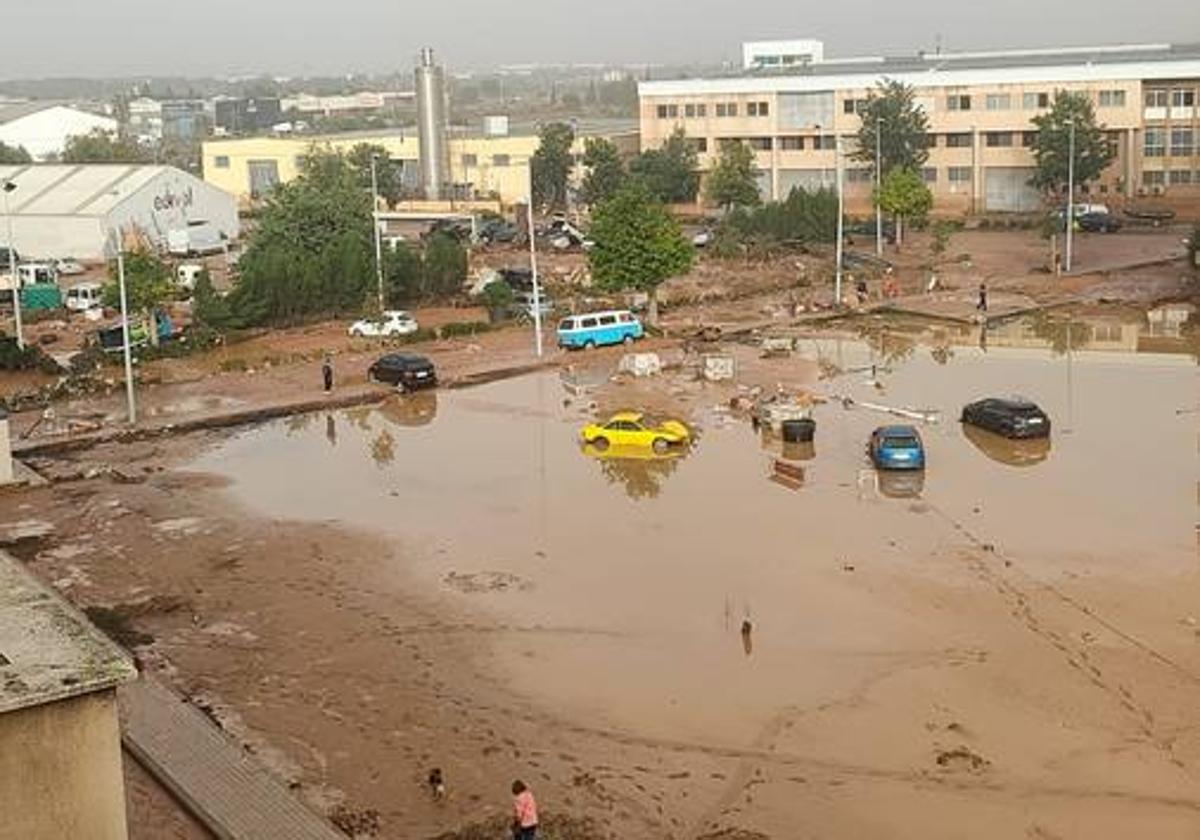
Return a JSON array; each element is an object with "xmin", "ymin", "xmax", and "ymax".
[{"xmin": 511, "ymin": 779, "xmax": 538, "ymax": 840}]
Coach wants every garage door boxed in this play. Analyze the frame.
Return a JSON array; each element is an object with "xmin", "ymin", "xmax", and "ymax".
[{"xmin": 984, "ymin": 167, "xmax": 1041, "ymax": 212}]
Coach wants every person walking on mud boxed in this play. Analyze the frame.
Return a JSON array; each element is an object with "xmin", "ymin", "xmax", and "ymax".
[
  {"xmin": 976, "ymin": 281, "xmax": 988, "ymax": 314},
  {"xmin": 321, "ymin": 353, "xmax": 334, "ymax": 392},
  {"xmin": 511, "ymin": 780, "xmax": 538, "ymax": 840}
]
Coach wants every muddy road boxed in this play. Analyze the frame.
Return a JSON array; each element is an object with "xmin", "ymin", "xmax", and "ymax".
[{"xmin": 4, "ymin": 315, "xmax": 1198, "ymax": 839}]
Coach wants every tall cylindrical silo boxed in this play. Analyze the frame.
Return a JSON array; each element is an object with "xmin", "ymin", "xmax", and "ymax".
[{"xmin": 415, "ymin": 48, "xmax": 449, "ymax": 201}]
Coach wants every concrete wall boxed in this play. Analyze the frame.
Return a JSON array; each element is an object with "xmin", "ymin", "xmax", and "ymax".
[{"xmin": 0, "ymin": 689, "xmax": 129, "ymax": 840}]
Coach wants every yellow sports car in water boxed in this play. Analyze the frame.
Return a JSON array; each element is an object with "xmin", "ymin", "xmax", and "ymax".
[{"xmin": 580, "ymin": 411, "xmax": 691, "ymax": 452}]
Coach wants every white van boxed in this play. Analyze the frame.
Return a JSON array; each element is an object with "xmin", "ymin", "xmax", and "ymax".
[
  {"xmin": 176, "ymin": 264, "xmax": 204, "ymax": 290},
  {"xmin": 65, "ymin": 282, "xmax": 104, "ymax": 312},
  {"xmin": 18, "ymin": 262, "xmax": 57, "ymax": 285}
]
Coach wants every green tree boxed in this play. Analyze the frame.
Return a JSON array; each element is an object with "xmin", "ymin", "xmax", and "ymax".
[
  {"xmin": 103, "ymin": 248, "xmax": 174, "ymax": 345},
  {"xmin": 851, "ymin": 79, "xmax": 931, "ymax": 178},
  {"xmin": 531, "ymin": 122, "xmax": 575, "ymax": 211},
  {"xmin": 192, "ymin": 271, "xmax": 238, "ymax": 331},
  {"xmin": 383, "ymin": 242, "xmax": 424, "ymax": 306},
  {"xmin": 704, "ymin": 140, "xmax": 761, "ymax": 209},
  {"xmin": 588, "ymin": 183, "xmax": 693, "ymax": 324},
  {"xmin": 1029, "ymin": 91, "xmax": 1116, "ymax": 194},
  {"xmin": 62, "ymin": 129, "xmax": 148, "ymax": 163},
  {"xmin": 0, "ymin": 142, "xmax": 31, "ymax": 164},
  {"xmin": 876, "ymin": 168, "xmax": 932, "ymax": 248},
  {"xmin": 580, "ymin": 138, "xmax": 626, "ymax": 206},
  {"xmin": 422, "ymin": 232, "xmax": 467, "ymax": 298},
  {"xmin": 717, "ymin": 187, "xmax": 838, "ymax": 255},
  {"xmin": 347, "ymin": 143, "xmax": 404, "ymax": 207},
  {"xmin": 629, "ymin": 129, "xmax": 700, "ymax": 204}
]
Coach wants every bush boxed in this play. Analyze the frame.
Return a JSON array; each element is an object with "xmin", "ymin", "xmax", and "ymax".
[
  {"xmin": 0, "ymin": 336, "xmax": 62, "ymax": 374},
  {"xmin": 717, "ymin": 186, "xmax": 838, "ymax": 254},
  {"xmin": 439, "ymin": 321, "xmax": 492, "ymax": 338}
]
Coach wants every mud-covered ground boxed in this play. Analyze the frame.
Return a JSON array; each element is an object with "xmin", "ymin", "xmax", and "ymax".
[{"xmin": 2, "ymin": 306, "xmax": 1197, "ymax": 839}]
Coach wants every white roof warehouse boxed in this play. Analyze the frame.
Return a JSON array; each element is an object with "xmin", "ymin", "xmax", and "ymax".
[{"xmin": 0, "ymin": 164, "xmax": 239, "ymax": 261}]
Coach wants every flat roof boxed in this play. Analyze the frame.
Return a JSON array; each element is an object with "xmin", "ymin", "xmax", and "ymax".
[
  {"xmin": 641, "ymin": 42, "xmax": 1200, "ymax": 96},
  {"xmin": 0, "ymin": 164, "xmax": 173, "ymax": 217},
  {"xmin": 204, "ymin": 118, "xmax": 640, "ymax": 147},
  {"xmin": 0, "ymin": 550, "xmax": 136, "ymax": 715}
]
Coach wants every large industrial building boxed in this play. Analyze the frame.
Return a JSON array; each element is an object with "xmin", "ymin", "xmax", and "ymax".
[
  {"xmin": 0, "ymin": 164, "xmax": 239, "ymax": 260},
  {"xmin": 639, "ymin": 41, "xmax": 1200, "ymax": 214},
  {"xmin": 0, "ymin": 104, "xmax": 118, "ymax": 161}
]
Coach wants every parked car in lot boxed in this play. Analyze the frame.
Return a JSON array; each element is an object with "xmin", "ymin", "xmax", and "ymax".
[
  {"xmin": 557, "ymin": 310, "xmax": 643, "ymax": 349},
  {"xmin": 53, "ymin": 257, "xmax": 85, "ymax": 276},
  {"xmin": 349, "ymin": 310, "xmax": 419, "ymax": 338},
  {"xmin": 65, "ymin": 282, "xmax": 104, "ymax": 312},
  {"xmin": 580, "ymin": 411, "xmax": 690, "ymax": 452},
  {"xmin": 367, "ymin": 353, "xmax": 437, "ymax": 390},
  {"xmin": 961, "ymin": 397, "xmax": 1050, "ymax": 439},
  {"xmin": 868, "ymin": 425, "xmax": 926, "ymax": 471},
  {"xmin": 1077, "ymin": 212, "xmax": 1122, "ymax": 233}
]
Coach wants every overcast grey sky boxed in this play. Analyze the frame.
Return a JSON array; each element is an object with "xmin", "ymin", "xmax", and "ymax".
[{"xmin": 5, "ymin": 0, "xmax": 1199, "ymax": 79}]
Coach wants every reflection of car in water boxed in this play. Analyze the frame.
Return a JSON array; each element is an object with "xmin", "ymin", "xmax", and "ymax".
[
  {"xmin": 580, "ymin": 412, "xmax": 690, "ymax": 453},
  {"xmin": 961, "ymin": 397, "xmax": 1050, "ymax": 439},
  {"xmin": 962, "ymin": 423, "xmax": 1052, "ymax": 467},
  {"xmin": 877, "ymin": 469, "xmax": 925, "ymax": 499},
  {"xmin": 868, "ymin": 425, "xmax": 926, "ymax": 470},
  {"xmin": 377, "ymin": 391, "xmax": 438, "ymax": 428},
  {"xmin": 581, "ymin": 442, "xmax": 686, "ymax": 500}
]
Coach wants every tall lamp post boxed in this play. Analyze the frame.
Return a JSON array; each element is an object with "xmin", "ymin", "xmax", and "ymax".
[
  {"xmin": 369, "ymin": 155, "xmax": 385, "ymax": 310},
  {"xmin": 874, "ymin": 116, "xmax": 884, "ymax": 258},
  {"xmin": 106, "ymin": 231, "xmax": 137, "ymax": 425},
  {"xmin": 2, "ymin": 180, "xmax": 23, "ymax": 349},
  {"xmin": 834, "ymin": 132, "xmax": 845, "ymax": 307},
  {"xmin": 526, "ymin": 162, "xmax": 544, "ymax": 358},
  {"xmin": 1064, "ymin": 120, "xmax": 1076, "ymax": 273}
]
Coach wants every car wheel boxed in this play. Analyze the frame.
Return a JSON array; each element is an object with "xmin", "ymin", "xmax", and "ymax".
[
  {"xmin": 652, "ymin": 437, "xmax": 670, "ymax": 453},
  {"xmin": 623, "ymin": 334, "xmax": 634, "ymax": 345},
  {"xmin": 585, "ymin": 340, "xmax": 596, "ymax": 350},
  {"xmin": 592, "ymin": 436, "xmax": 609, "ymax": 450},
  {"xmin": 367, "ymin": 368, "xmax": 377, "ymax": 382},
  {"xmin": 351, "ymin": 329, "xmax": 363, "ymax": 338}
]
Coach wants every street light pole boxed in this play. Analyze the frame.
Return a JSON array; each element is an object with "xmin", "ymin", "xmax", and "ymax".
[
  {"xmin": 369, "ymin": 155, "xmax": 385, "ymax": 310},
  {"xmin": 526, "ymin": 162, "xmax": 544, "ymax": 357},
  {"xmin": 115, "ymin": 243, "xmax": 136, "ymax": 425},
  {"xmin": 835, "ymin": 133, "xmax": 845, "ymax": 307},
  {"xmin": 1065, "ymin": 121, "xmax": 1076, "ymax": 273},
  {"xmin": 3, "ymin": 181, "xmax": 23, "ymax": 349},
  {"xmin": 875, "ymin": 116, "xmax": 883, "ymax": 258}
]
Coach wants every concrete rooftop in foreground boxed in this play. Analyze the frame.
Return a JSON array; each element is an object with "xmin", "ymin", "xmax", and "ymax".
[{"xmin": 0, "ymin": 549, "xmax": 136, "ymax": 715}]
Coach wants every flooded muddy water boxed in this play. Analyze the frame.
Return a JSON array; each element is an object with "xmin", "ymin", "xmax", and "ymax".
[{"xmin": 192, "ymin": 323, "xmax": 1197, "ymax": 765}]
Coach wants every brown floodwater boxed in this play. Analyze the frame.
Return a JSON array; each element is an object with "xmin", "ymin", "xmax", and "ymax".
[{"xmin": 192, "ymin": 320, "xmax": 1197, "ymax": 763}]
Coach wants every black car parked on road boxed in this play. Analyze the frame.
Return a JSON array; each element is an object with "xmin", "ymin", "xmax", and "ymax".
[
  {"xmin": 368, "ymin": 353, "xmax": 438, "ymax": 391},
  {"xmin": 961, "ymin": 397, "xmax": 1050, "ymax": 439},
  {"xmin": 1077, "ymin": 212, "xmax": 1122, "ymax": 233}
]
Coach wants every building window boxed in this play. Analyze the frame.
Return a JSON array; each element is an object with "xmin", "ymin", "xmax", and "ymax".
[
  {"xmin": 214, "ymin": 155, "xmax": 230, "ymax": 168},
  {"xmin": 1143, "ymin": 170, "xmax": 1165, "ymax": 186},
  {"xmin": 779, "ymin": 136, "xmax": 804, "ymax": 151},
  {"xmin": 1144, "ymin": 129, "xmax": 1166, "ymax": 157},
  {"xmin": 845, "ymin": 168, "xmax": 872, "ymax": 183},
  {"xmin": 1170, "ymin": 128, "xmax": 1194, "ymax": 156},
  {"xmin": 985, "ymin": 131, "xmax": 1014, "ymax": 147},
  {"xmin": 947, "ymin": 94, "xmax": 971, "ymax": 111},
  {"xmin": 842, "ymin": 99, "xmax": 868, "ymax": 115},
  {"xmin": 945, "ymin": 132, "xmax": 972, "ymax": 148},
  {"xmin": 921, "ymin": 167, "xmax": 938, "ymax": 183},
  {"xmin": 948, "ymin": 167, "xmax": 972, "ymax": 183},
  {"xmin": 1022, "ymin": 92, "xmax": 1049, "ymax": 110},
  {"xmin": 745, "ymin": 137, "xmax": 772, "ymax": 151},
  {"xmin": 813, "ymin": 135, "xmax": 837, "ymax": 151},
  {"xmin": 747, "ymin": 101, "xmax": 770, "ymax": 117},
  {"xmin": 1098, "ymin": 90, "xmax": 1126, "ymax": 108},
  {"xmin": 492, "ymin": 154, "xmax": 510, "ymax": 167},
  {"xmin": 656, "ymin": 104, "xmax": 678, "ymax": 119},
  {"xmin": 921, "ymin": 133, "xmax": 938, "ymax": 148},
  {"xmin": 247, "ymin": 160, "xmax": 280, "ymax": 198},
  {"xmin": 985, "ymin": 93, "xmax": 1011, "ymax": 111},
  {"xmin": 715, "ymin": 102, "xmax": 739, "ymax": 118},
  {"xmin": 1172, "ymin": 89, "xmax": 1196, "ymax": 107},
  {"xmin": 684, "ymin": 103, "xmax": 707, "ymax": 118},
  {"xmin": 1168, "ymin": 170, "xmax": 1194, "ymax": 185},
  {"xmin": 687, "ymin": 138, "xmax": 709, "ymax": 153},
  {"xmin": 462, "ymin": 154, "xmax": 478, "ymax": 167},
  {"xmin": 1145, "ymin": 89, "xmax": 1169, "ymax": 108},
  {"xmin": 1021, "ymin": 131, "xmax": 1038, "ymax": 148}
]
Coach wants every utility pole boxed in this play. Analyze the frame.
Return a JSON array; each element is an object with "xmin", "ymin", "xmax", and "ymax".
[
  {"xmin": 370, "ymin": 155, "xmax": 385, "ymax": 310},
  {"xmin": 115, "ymin": 242, "xmax": 137, "ymax": 425},
  {"xmin": 875, "ymin": 116, "xmax": 883, "ymax": 257},
  {"xmin": 3, "ymin": 180, "xmax": 23, "ymax": 349},
  {"xmin": 1065, "ymin": 120, "xmax": 1076, "ymax": 274},
  {"xmin": 526, "ymin": 162, "xmax": 544, "ymax": 357},
  {"xmin": 835, "ymin": 133, "xmax": 845, "ymax": 307}
]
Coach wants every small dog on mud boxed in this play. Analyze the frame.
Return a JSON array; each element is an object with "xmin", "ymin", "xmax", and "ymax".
[{"xmin": 427, "ymin": 768, "xmax": 446, "ymax": 800}]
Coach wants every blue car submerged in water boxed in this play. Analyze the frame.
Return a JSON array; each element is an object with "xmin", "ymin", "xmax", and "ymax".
[{"xmin": 869, "ymin": 425, "xmax": 926, "ymax": 471}]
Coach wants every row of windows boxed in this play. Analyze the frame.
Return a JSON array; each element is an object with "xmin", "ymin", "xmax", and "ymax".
[
  {"xmin": 691, "ymin": 132, "xmax": 1046, "ymax": 152},
  {"xmin": 1144, "ymin": 89, "xmax": 1197, "ymax": 108},
  {"xmin": 656, "ymin": 101, "xmax": 769, "ymax": 119},
  {"xmin": 1143, "ymin": 170, "xmax": 1200, "ymax": 186},
  {"xmin": 1144, "ymin": 128, "xmax": 1196, "ymax": 157},
  {"xmin": 842, "ymin": 166, "xmax": 973, "ymax": 184}
]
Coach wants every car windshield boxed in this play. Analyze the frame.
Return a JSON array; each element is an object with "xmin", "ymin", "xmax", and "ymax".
[
  {"xmin": 883, "ymin": 436, "xmax": 920, "ymax": 448},
  {"xmin": 558, "ymin": 319, "xmax": 574, "ymax": 330}
]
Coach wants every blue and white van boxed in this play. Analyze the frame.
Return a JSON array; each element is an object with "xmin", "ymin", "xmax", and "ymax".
[{"xmin": 557, "ymin": 310, "xmax": 644, "ymax": 349}]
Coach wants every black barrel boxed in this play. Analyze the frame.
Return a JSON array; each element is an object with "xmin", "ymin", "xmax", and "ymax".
[{"xmin": 780, "ymin": 417, "xmax": 816, "ymax": 443}]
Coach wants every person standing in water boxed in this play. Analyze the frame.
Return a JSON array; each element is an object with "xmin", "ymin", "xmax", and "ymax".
[{"xmin": 511, "ymin": 780, "xmax": 538, "ymax": 840}]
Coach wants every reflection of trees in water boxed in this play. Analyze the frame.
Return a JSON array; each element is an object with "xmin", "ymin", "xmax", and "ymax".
[
  {"xmin": 596, "ymin": 455, "xmax": 680, "ymax": 500},
  {"xmin": 930, "ymin": 343, "xmax": 954, "ymax": 365},
  {"xmin": 284, "ymin": 412, "xmax": 316, "ymax": 436},
  {"xmin": 1184, "ymin": 309, "xmax": 1200, "ymax": 363},
  {"xmin": 342, "ymin": 407, "xmax": 375, "ymax": 433},
  {"xmin": 370, "ymin": 429, "xmax": 396, "ymax": 466},
  {"xmin": 851, "ymin": 322, "xmax": 917, "ymax": 365},
  {"xmin": 1029, "ymin": 312, "xmax": 1091, "ymax": 355},
  {"xmin": 377, "ymin": 392, "xmax": 438, "ymax": 428}
]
